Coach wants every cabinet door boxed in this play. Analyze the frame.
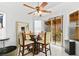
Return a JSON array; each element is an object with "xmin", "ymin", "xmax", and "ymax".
[{"xmin": 75, "ymin": 27, "xmax": 79, "ymax": 40}]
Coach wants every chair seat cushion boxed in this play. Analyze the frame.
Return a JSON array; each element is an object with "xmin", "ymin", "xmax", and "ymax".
[
  {"xmin": 20, "ymin": 40, "xmax": 34, "ymax": 45},
  {"xmin": 37, "ymin": 40, "xmax": 49, "ymax": 44}
]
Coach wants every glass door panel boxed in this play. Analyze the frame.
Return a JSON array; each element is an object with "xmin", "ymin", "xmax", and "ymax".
[
  {"xmin": 44, "ymin": 16, "xmax": 63, "ymax": 46},
  {"xmin": 52, "ymin": 16, "xmax": 63, "ymax": 46}
]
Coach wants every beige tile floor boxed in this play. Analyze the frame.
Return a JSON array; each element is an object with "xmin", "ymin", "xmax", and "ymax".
[{"xmin": 18, "ymin": 45, "xmax": 69, "ymax": 56}]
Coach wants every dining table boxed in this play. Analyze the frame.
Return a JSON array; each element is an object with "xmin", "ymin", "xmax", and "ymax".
[{"xmin": 30, "ymin": 34, "xmax": 40, "ymax": 55}]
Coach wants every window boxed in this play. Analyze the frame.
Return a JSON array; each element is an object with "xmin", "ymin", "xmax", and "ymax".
[
  {"xmin": 0, "ymin": 14, "xmax": 3, "ymax": 29},
  {"xmin": 34, "ymin": 20, "xmax": 42, "ymax": 35}
]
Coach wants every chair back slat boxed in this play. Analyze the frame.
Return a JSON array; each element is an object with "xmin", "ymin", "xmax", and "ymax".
[
  {"xmin": 44, "ymin": 32, "xmax": 46, "ymax": 44},
  {"xmin": 22, "ymin": 33, "xmax": 26, "ymax": 46}
]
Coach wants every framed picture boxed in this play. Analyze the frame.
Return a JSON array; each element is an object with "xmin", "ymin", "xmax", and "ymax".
[{"xmin": 0, "ymin": 14, "xmax": 3, "ymax": 29}]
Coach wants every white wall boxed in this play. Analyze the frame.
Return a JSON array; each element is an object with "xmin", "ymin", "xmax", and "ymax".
[{"xmin": 0, "ymin": 2, "xmax": 33, "ymax": 47}]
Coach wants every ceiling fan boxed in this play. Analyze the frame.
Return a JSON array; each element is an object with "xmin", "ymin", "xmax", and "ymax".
[{"xmin": 23, "ymin": 2, "xmax": 52, "ymax": 16}]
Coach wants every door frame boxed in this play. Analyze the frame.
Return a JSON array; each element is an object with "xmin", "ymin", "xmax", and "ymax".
[{"xmin": 51, "ymin": 16, "xmax": 63, "ymax": 47}]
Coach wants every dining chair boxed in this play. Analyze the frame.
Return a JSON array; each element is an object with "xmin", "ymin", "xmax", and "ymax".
[
  {"xmin": 18, "ymin": 32, "xmax": 34, "ymax": 56},
  {"xmin": 37, "ymin": 32, "xmax": 51, "ymax": 56}
]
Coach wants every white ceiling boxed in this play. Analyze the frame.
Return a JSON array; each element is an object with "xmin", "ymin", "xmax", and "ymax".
[
  {"xmin": 21, "ymin": 2, "xmax": 63, "ymax": 12},
  {"xmin": 18, "ymin": 2, "xmax": 63, "ymax": 20}
]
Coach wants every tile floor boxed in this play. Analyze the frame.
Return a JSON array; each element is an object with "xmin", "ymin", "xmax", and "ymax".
[{"xmin": 23, "ymin": 44, "xmax": 69, "ymax": 56}]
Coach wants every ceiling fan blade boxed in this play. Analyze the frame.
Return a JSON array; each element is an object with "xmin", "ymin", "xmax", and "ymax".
[
  {"xmin": 40, "ymin": 2, "xmax": 48, "ymax": 8},
  {"xmin": 23, "ymin": 4, "xmax": 35, "ymax": 9},
  {"xmin": 40, "ymin": 10, "xmax": 51, "ymax": 13},
  {"xmin": 28, "ymin": 11, "xmax": 36, "ymax": 14}
]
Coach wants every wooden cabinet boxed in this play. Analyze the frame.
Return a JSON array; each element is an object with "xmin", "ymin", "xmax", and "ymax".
[
  {"xmin": 74, "ymin": 27, "xmax": 79, "ymax": 40},
  {"xmin": 70, "ymin": 11, "xmax": 78, "ymax": 22},
  {"xmin": 69, "ymin": 11, "xmax": 79, "ymax": 41}
]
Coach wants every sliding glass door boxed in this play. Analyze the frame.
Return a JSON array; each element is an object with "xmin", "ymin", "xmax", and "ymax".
[
  {"xmin": 52, "ymin": 16, "xmax": 63, "ymax": 46},
  {"xmin": 45, "ymin": 16, "xmax": 63, "ymax": 46}
]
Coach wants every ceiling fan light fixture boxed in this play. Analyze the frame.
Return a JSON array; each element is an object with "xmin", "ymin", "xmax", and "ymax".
[
  {"xmin": 39, "ymin": 11, "xmax": 42, "ymax": 14},
  {"xmin": 23, "ymin": 2, "xmax": 51, "ymax": 16},
  {"xmin": 34, "ymin": 11, "xmax": 42, "ymax": 16}
]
